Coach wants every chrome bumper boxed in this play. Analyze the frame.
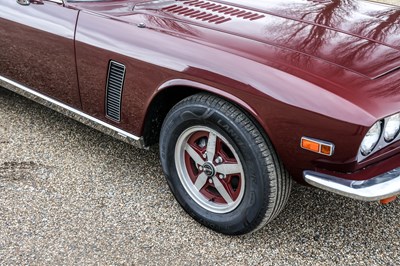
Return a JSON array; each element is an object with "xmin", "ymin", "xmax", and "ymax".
[{"xmin": 304, "ymin": 167, "xmax": 400, "ymax": 201}]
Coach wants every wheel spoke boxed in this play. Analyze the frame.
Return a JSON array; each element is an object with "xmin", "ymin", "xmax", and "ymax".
[
  {"xmin": 206, "ymin": 132, "xmax": 217, "ymax": 161},
  {"xmin": 215, "ymin": 163, "xmax": 241, "ymax": 176},
  {"xmin": 185, "ymin": 144, "xmax": 205, "ymax": 166},
  {"xmin": 212, "ymin": 176, "xmax": 233, "ymax": 204},
  {"xmin": 194, "ymin": 172, "xmax": 208, "ymax": 191},
  {"xmin": 176, "ymin": 125, "xmax": 246, "ymax": 213}
]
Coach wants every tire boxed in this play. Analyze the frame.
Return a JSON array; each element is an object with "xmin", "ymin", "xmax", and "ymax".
[{"xmin": 159, "ymin": 93, "xmax": 292, "ymax": 235}]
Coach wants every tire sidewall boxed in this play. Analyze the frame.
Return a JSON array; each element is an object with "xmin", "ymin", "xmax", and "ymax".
[{"xmin": 160, "ymin": 101, "xmax": 273, "ymax": 234}]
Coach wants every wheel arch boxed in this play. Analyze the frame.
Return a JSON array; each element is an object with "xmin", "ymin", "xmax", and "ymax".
[{"xmin": 141, "ymin": 79, "xmax": 272, "ymax": 148}]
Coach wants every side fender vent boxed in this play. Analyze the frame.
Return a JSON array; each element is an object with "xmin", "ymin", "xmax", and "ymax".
[{"xmin": 106, "ymin": 61, "xmax": 126, "ymax": 122}]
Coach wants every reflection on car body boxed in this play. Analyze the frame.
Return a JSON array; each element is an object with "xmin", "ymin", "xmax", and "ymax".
[{"xmin": 1, "ymin": 0, "xmax": 400, "ymax": 235}]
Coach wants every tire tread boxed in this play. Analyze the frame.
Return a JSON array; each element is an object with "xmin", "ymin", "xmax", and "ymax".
[{"xmin": 164, "ymin": 93, "xmax": 292, "ymax": 234}]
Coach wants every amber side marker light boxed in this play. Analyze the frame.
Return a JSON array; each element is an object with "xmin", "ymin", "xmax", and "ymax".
[
  {"xmin": 301, "ymin": 137, "xmax": 335, "ymax": 156},
  {"xmin": 380, "ymin": 196, "xmax": 397, "ymax": 205}
]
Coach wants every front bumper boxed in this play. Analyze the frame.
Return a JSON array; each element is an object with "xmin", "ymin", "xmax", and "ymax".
[{"xmin": 304, "ymin": 167, "xmax": 400, "ymax": 201}]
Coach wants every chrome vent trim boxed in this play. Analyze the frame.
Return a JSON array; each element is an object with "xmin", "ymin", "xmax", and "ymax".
[
  {"xmin": 106, "ymin": 61, "xmax": 126, "ymax": 121},
  {"xmin": 161, "ymin": 0, "xmax": 265, "ymax": 25}
]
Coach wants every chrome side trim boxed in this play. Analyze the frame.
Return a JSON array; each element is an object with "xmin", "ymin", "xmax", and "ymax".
[
  {"xmin": 304, "ymin": 168, "xmax": 400, "ymax": 201},
  {"xmin": 0, "ymin": 75, "xmax": 146, "ymax": 149}
]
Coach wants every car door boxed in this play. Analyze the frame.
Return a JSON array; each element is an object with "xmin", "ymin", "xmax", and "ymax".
[{"xmin": 0, "ymin": 0, "xmax": 81, "ymax": 108}]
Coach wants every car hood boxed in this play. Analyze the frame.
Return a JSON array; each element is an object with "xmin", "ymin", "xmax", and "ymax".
[{"xmin": 134, "ymin": 0, "xmax": 400, "ymax": 80}]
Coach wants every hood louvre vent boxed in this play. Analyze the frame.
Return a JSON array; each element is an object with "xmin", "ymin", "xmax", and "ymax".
[
  {"xmin": 161, "ymin": 0, "xmax": 265, "ymax": 24},
  {"xmin": 106, "ymin": 61, "xmax": 125, "ymax": 122}
]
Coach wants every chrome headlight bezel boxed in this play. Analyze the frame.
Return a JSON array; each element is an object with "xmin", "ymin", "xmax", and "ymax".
[
  {"xmin": 358, "ymin": 113, "xmax": 400, "ymax": 162},
  {"xmin": 360, "ymin": 121, "xmax": 382, "ymax": 156},
  {"xmin": 384, "ymin": 113, "xmax": 400, "ymax": 143}
]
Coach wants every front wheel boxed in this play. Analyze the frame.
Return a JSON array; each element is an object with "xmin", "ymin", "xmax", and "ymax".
[{"xmin": 160, "ymin": 93, "xmax": 292, "ymax": 235}]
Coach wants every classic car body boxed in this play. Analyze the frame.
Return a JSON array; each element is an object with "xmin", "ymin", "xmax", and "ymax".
[{"xmin": 1, "ymin": 0, "xmax": 399, "ymax": 234}]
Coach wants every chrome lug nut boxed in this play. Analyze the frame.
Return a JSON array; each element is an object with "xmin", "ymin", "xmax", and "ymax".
[
  {"xmin": 219, "ymin": 174, "xmax": 225, "ymax": 179},
  {"xmin": 215, "ymin": 156, "xmax": 223, "ymax": 164}
]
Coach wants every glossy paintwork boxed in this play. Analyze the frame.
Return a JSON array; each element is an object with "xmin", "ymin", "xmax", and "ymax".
[
  {"xmin": 136, "ymin": 0, "xmax": 400, "ymax": 79},
  {"xmin": 1, "ymin": 0, "xmax": 400, "ymax": 183},
  {"xmin": 0, "ymin": 0, "xmax": 81, "ymax": 108}
]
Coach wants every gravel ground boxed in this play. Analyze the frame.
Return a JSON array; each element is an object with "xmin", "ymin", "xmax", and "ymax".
[{"xmin": 1, "ymin": 1, "xmax": 400, "ymax": 265}]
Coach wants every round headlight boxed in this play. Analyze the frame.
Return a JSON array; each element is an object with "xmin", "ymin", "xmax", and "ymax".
[
  {"xmin": 384, "ymin": 113, "xmax": 400, "ymax": 142},
  {"xmin": 360, "ymin": 121, "xmax": 382, "ymax": 156}
]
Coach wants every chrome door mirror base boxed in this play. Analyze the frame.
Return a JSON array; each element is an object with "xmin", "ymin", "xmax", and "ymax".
[{"xmin": 16, "ymin": 0, "xmax": 30, "ymax": 5}]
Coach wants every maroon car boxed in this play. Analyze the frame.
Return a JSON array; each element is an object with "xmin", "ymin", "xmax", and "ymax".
[{"xmin": 1, "ymin": 0, "xmax": 399, "ymax": 235}]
